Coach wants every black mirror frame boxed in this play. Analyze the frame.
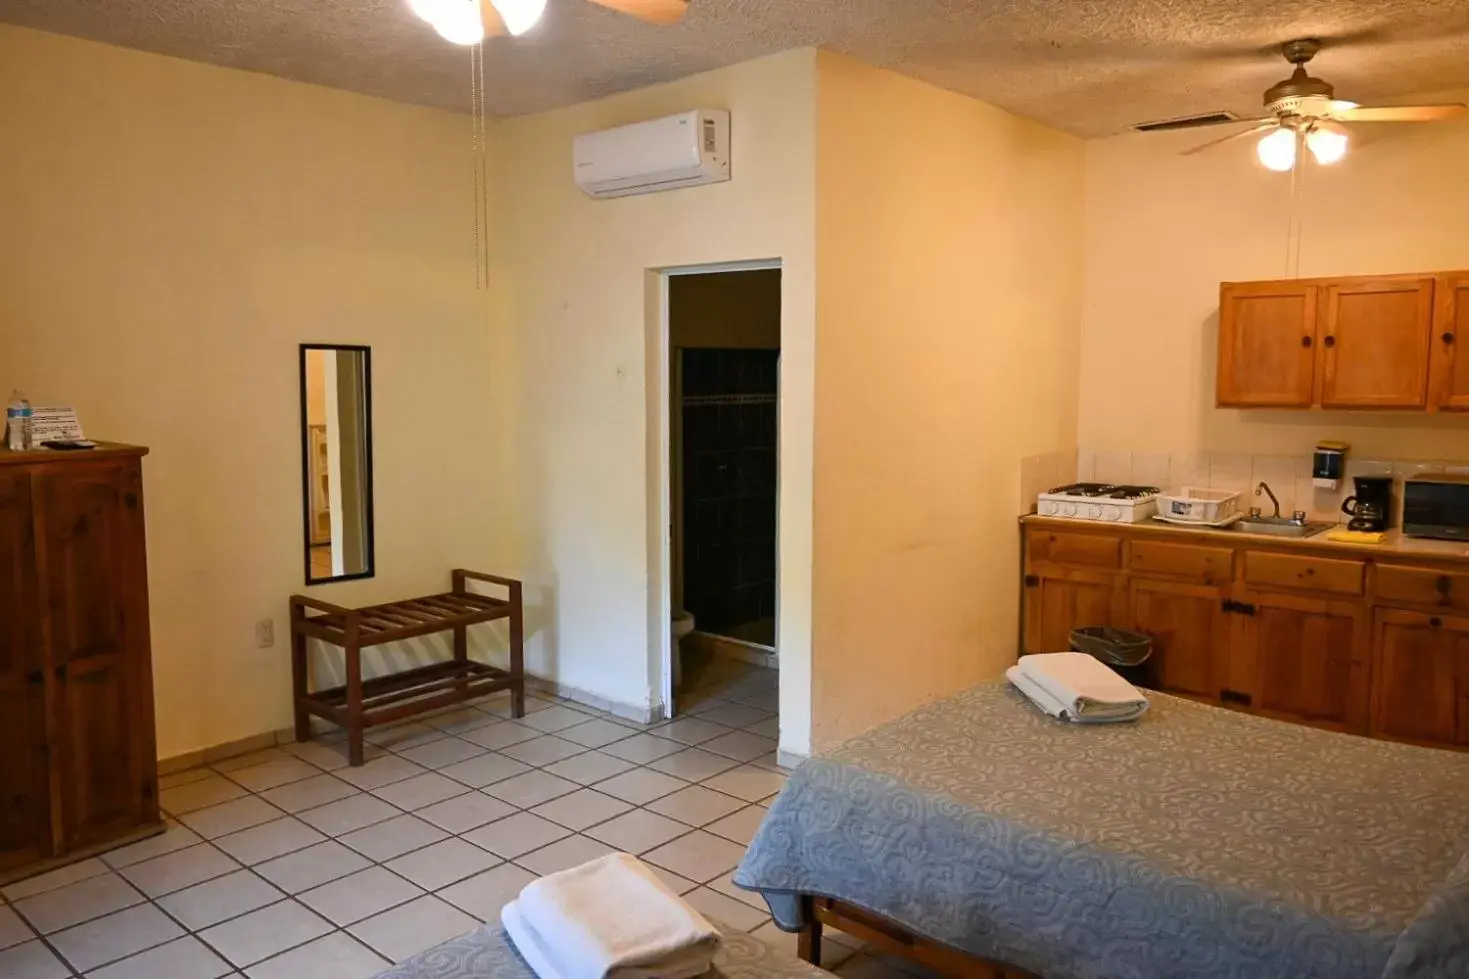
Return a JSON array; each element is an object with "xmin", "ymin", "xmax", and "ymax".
[{"xmin": 299, "ymin": 343, "xmax": 376, "ymax": 586}]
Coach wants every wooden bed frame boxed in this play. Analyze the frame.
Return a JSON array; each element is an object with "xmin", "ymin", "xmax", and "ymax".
[
  {"xmin": 290, "ymin": 569, "xmax": 524, "ymax": 765},
  {"xmin": 796, "ymin": 896, "xmax": 1039, "ymax": 979}
]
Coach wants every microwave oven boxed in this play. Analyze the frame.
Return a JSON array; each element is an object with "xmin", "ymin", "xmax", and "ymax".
[{"xmin": 1403, "ymin": 473, "xmax": 1469, "ymax": 541}]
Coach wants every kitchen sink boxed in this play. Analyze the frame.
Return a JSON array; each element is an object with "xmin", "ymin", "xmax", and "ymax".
[{"xmin": 1232, "ymin": 516, "xmax": 1333, "ymax": 538}]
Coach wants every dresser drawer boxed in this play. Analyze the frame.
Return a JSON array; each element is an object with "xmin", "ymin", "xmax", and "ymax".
[
  {"xmin": 1127, "ymin": 540, "xmax": 1234, "ymax": 584},
  {"xmin": 1244, "ymin": 551, "xmax": 1365, "ymax": 596},
  {"xmin": 1375, "ymin": 565, "xmax": 1469, "ymax": 611},
  {"xmin": 1027, "ymin": 529, "xmax": 1122, "ymax": 569}
]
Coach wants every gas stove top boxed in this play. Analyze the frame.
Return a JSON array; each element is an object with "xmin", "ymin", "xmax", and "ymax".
[{"xmin": 1036, "ymin": 483, "xmax": 1163, "ymax": 522}]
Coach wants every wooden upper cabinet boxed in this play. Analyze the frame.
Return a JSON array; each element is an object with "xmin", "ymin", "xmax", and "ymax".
[
  {"xmin": 1431, "ymin": 272, "xmax": 1469, "ymax": 410},
  {"xmin": 1217, "ymin": 281, "xmax": 1318, "ymax": 407},
  {"xmin": 1318, "ymin": 276, "xmax": 1435, "ymax": 408}
]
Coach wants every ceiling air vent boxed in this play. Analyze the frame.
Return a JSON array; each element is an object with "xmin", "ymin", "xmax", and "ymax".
[{"xmin": 1132, "ymin": 111, "xmax": 1239, "ymax": 132}]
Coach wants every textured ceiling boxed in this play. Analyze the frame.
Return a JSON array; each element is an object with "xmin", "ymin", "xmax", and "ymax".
[{"xmin": 3, "ymin": 0, "xmax": 1469, "ymax": 136}]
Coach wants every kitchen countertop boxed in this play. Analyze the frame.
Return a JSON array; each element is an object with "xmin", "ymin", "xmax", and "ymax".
[{"xmin": 1020, "ymin": 513, "xmax": 1469, "ymax": 563}]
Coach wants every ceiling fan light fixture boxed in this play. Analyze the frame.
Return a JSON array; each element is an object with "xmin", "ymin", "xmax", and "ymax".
[
  {"xmin": 490, "ymin": 0, "xmax": 547, "ymax": 35},
  {"xmin": 1306, "ymin": 121, "xmax": 1349, "ymax": 164},
  {"xmin": 407, "ymin": 0, "xmax": 484, "ymax": 44},
  {"xmin": 1256, "ymin": 127, "xmax": 1297, "ymax": 172}
]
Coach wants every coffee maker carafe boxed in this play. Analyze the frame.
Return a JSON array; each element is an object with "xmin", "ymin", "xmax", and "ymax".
[{"xmin": 1341, "ymin": 475, "xmax": 1393, "ymax": 532}]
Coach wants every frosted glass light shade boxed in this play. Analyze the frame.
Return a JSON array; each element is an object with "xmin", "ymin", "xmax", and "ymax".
[
  {"xmin": 491, "ymin": 0, "xmax": 548, "ymax": 35},
  {"xmin": 1256, "ymin": 127, "xmax": 1297, "ymax": 172}
]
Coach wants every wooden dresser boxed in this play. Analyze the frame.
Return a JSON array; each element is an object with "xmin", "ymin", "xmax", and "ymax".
[
  {"xmin": 1022, "ymin": 514, "xmax": 1469, "ymax": 751},
  {"xmin": 0, "ymin": 443, "xmax": 161, "ymax": 882}
]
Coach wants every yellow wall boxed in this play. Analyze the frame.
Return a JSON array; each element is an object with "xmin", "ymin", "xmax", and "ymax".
[
  {"xmin": 809, "ymin": 53, "xmax": 1085, "ymax": 749},
  {"xmin": 486, "ymin": 50, "xmax": 818, "ymax": 750},
  {"xmin": 0, "ymin": 26, "xmax": 504, "ymax": 759},
  {"xmin": 1081, "ymin": 99, "xmax": 1469, "ymax": 459}
]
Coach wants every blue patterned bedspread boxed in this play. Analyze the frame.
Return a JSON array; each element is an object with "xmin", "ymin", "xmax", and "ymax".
[{"xmin": 734, "ymin": 682, "xmax": 1469, "ymax": 979}]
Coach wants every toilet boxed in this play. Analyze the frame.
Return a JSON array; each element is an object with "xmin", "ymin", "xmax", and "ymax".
[{"xmin": 672, "ymin": 610, "xmax": 696, "ymax": 687}]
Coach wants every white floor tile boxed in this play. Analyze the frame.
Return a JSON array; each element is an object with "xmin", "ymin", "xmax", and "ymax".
[
  {"xmin": 222, "ymin": 758, "xmax": 322, "ymax": 794},
  {"xmin": 645, "ymin": 785, "xmax": 746, "ymax": 827},
  {"xmin": 369, "ymin": 773, "xmax": 466, "ymax": 812},
  {"xmin": 708, "ymin": 869, "xmax": 767, "ymax": 910},
  {"xmin": 681, "ymin": 886, "xmax": 768, "ymax": 931},
  {"xmin": 101, "ymin": 824, "xmax": 203, "ymax": 870},
  {"xmin": 699, "ymin": 731, "xmax": 778, "ymax": 763},
  {"xmin": 362, "ymin": 723, "xmax": 446, "ymax": 752},
  {"xmin": 437, "ymin": 753, "xmax": 530, "ymax": 789},
  {"xmin": 704, "ymin": 805, "xmax": 767, "ymax": 846},
  {"xmin": 3, "ymin": 857, "xmax": 109, "ymax": 901},
  {"xmin": 160, "ymin": 776, "xmax": 247, "ymax": 817},
  {"xmin": 159, "ymin": 768, "xmax": 214, "ymax": 790},
  {"xmin": 348, "ymin": 895, "xmax": 479, "ymax": 962},
  {"xmin": 421, "ymin": 708, "xmax": 500, "ymax": 737},
  {"xmin": 14, "ymin": 871, "xmax": 143, "ymax": 934},
  {"xmin": 243, "ymin": 932, "xmax": 389, "ymax": 979},
  {"xmin": 529, "ymin": 788, "xmax": 632, "ymax": 831},
  {"xmin": 258, "ymin": 775, "xmax": 360, "ymax": 814},
  {"xmin": 600, "ymin": 734, "xmax": 685, "ymax": 764},
  {"xmin": 214, "ymin": 818, "xmax": 326, "ymax": 866},
  {"xmin": 518, "ymin": 705, "xmax": 597, "ymax": 734},
  {"xmin": 593, "ymin": 768, "xmax": 689, "ymax": 805},
  {"xmin": 120, "ymin": 845, "xmax": 240, "ymax": 898},
  {"xmin": 646, "ymin": 748, "xmax": 742, "ymax": 782},
  {"xmin": 298, "ymin": 867, "xmax": 423, "ymax": 927},
  {"xmin": 413, "ymin": 792, "xmax": 515, "ymax": 834},
  {"xmin": 434, "ymin": 865, "xmax": 535, "ymax": 923},
  {"xmin": 179, "ymin": 797, "xmax": 286, "ymax": 840},
  {"xmin": 338, "ymin": 814, "xmax": 447, "ymax": 863},
  {"xmin": 156, "ymin": 870, "xmax": 284, "ymax": 930},
  {"xmin": 279, "ymin": 740, "xmax": 377, "ymax": 772},
  {"xmin": 540, "ymin": 751, "xmax": 636, "ymax": 785},
  {"xmin": 645, "ymin": 864, "xmax": 698, "ymax": 896},
  {"xmin": 651, "ymin": 717, "xmax": 732, "ymax": 746},
  {"xmin": 481, "ymin": 770, "xmax": 580, "ymax": 809},
  {"xmin": 695, "ymin": 704, "xmax": 772, "ymax": 729},
  {"xmin": 384, "ymin": 839, "xmax": 501, "ymax": 891},
  {"xmin": 552, "ymin": 718, "xmax": 637, "ymax": 748},
  {"xmin": 514, "ymin": 835, "xmax": 617, "ymax": 877},
  {"xmin": 334, "ymin": 756, "xmax": 427, "ymax": 792},
  {"xmin": 297, "ymin": 795, "xmax": 401, "ymax": 837},
  {"xmin": 463, "ymin": 812, "xmax": 569, "ymax": 859},
  {"xmin": 0, "ymin": 940, "xmax": 70, "ymax": 979},
  {"xmin": 51, "ymin": 904, "xmax": 185, "ymax": 973},
  {"xmin": 458, "ymin": 721, "xmax": 540, "ymax": 751},
  {"xmin": 0, "ymin": 905, "xmax": 31, "ymax": 950},
  {"xmin": 254, "ymin": 842, "xmax": 371, "ymax": 895},
  {"xmin": 212, "ymin": 750, "xmax": 292, "ymax": 775},
  {"xmin": 641, "ymin": 830, "xmax": 746, "ymax": 883},
  {"xmin": 583, "ymin": 809, "xmax": 689, "ymax": 854},
  {"xmin": 396, "ymin": 738, "xmax": 486, "ymax": 771},
  {"xmin": 498, "ymin": 735, "xmax": 586, "ymax": 767},
  {"xmin": 198, "ymin": 900, "xmax": 333, "ymax": 968},
  {"xmin": 85, "ymin": 935, "xmax": 233, "ymax": 979},
  {"xmin": 699, "ymin": 765, "xmax": 787, "ymax": 803}
]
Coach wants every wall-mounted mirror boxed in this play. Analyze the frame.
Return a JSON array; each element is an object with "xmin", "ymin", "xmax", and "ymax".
[{"xmin": 300, "ymin": 344, "xmax": 374, "ymax": 584}]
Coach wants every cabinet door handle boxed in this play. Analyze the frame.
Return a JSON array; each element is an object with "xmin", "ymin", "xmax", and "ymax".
[
  {"xmin": 1300, "ymin": 335, "xmax": 1313, "ymax": 348},
  {"xmin": 1323, "ymin": 335, "xmax": 1337, "ymax": 348},
  {"xmin": 1429, "ymin": 617, "xmax": 1444, "ymax": 629},
  {"xmin": 26, "ymin": 669, "xmax": 43, "ymax": 685},
  {"xmin": 1444, "ymin": 332, "xmax": 1457, "ymax": 346},
  {"xmin": 1437, "ymin": 575, "xmax": 1453, "ymax": 596}
]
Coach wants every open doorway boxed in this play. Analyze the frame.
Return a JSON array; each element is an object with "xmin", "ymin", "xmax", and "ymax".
[{"xmin": 667, "ymin": 268, "xmax": 781, "ymax": 719}]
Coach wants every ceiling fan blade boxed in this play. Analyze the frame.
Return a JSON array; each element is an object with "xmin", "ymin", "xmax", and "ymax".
[
  {"xmin": 1180, "ymin": 121, "xmax": 1276, "ymax": 156},
  {"xmin": 585, "ymin": 0, "xmax": 689, "ymax": 25},
  {"xmin": 477, "ymin": 0, "xmax": 507, "ymax": 36},
  {"xmin": 1334, "ymin": 104, "xmax": 1467, "ymax": 123}
]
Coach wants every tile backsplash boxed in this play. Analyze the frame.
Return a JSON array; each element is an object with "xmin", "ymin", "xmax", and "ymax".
[{"xmin": 1020, "ymin": 448, "xmax": 1469, "ymax": 525}]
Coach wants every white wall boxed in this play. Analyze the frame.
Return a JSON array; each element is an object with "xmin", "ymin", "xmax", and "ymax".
[{"xmin": 487, "ymin": 50, "xmax": 818, "ymax": 752}]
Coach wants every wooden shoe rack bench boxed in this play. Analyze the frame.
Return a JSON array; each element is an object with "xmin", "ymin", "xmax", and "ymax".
[{"xmin": 290, "ymin": 569, "xmax": 524, "ymax": 765}]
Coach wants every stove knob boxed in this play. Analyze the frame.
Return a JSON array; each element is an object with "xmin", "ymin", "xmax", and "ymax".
[
  {"xmin": 1039, "ymin": 501, "xmax": 1056, "ymax": 516},
  {"xmin": 1060, "ymin": 503, "xmax": 1077, "ymax": 517},
  {"xmin": 1105, "ymin": 505, "xmax": 1122, "ymax": 521},
  {"xmin": 1087, "ymin": 504, "xmax": 1103, "ymax": 519}
]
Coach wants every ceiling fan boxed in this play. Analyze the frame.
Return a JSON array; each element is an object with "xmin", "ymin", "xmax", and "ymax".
[
  {"xmin": 408, "ymin": 0, "xmax": 687, "ymax": 44},
  {"xmin": 1181, "ymin": 38, "xmax": 1467, "ymax": 170}
]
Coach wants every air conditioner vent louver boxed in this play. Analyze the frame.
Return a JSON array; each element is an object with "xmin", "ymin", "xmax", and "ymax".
[{"xmin": 1133, "ymin": 111, "xmax": 1239, "ymax": 132}]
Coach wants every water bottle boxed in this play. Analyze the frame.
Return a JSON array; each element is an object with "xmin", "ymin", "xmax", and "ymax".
[{"xmin": 6, "ymin": 390, "xmax": 31, "ymax": 451}]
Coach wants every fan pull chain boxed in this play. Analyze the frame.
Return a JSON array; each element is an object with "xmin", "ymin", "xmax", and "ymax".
[{"xmin": 470, "ymin": 41, "xmax": 490, "ymax": 290}]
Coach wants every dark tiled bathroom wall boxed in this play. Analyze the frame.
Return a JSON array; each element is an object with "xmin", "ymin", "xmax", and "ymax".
[{"xmin": 680, "ymin": 349, "xmax": 778, "ymax": 635}]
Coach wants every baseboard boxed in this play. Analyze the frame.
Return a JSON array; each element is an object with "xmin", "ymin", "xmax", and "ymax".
[
  {"xmin": 776, "ymin": 749, "xmax": 807, "ymax": 771},
  {"xmin": 158, "ymin": 671, "xmax": 663, "ymax": 773}
]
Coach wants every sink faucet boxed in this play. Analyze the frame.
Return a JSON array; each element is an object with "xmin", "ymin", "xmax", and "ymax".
[{"xmin": 1255, "ymin": 481, "xmax": 1281, "ymax": 518}]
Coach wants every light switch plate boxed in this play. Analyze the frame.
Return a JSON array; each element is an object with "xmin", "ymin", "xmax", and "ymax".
[{"xmin": 255, "ymin": 618, "xmax": 275, "ymax": 648}]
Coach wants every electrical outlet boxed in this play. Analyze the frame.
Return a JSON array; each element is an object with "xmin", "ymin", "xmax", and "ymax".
[{"xmin": 255, "ymin": 618, "xmax": 275, "ymax": 648}]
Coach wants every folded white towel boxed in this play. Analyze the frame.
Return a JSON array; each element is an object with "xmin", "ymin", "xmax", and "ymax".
[
  {"xmin": 507, "ymin": 852, "xmax": 720, "ymax": 979},
  {"xmin": 1011, "ymin": 652, "xmax": 1148, "ymax": 723}
]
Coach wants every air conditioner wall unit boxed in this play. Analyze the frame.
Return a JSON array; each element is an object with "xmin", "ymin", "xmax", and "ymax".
[{"xmin": 574, "ymin": 110, "xmax": 730, "ymax": 199}]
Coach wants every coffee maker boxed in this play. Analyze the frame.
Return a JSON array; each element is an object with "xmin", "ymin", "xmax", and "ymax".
[{"xmin": 1341, "ymin": 475, "xmax": 1393, "ymax": 532}]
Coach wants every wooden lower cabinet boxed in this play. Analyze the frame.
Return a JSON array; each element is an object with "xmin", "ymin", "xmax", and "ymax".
[
  {"xmin": 1371, "ymin": 609, "xmax": 1469, "ymax": 747},
  {"xmin": 1233, "ymin": 592, "xmax": 1370, "ymax": 731},
  {"xmin": 1127, "ymin": 579, "xmax": 1228, "ymax": 698},
  {"xmin": 1023, "ymin": 571, "xmax": 1123, "ymax": 655}
]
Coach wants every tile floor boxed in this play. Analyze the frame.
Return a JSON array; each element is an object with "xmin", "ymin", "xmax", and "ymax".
[{"xmin": 0, "ymin": 660, "xmax": 922, "ymax": 979}]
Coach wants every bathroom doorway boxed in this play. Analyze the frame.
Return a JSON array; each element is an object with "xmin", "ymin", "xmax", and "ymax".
[{"xmin": 667, "ymin": 267, "xmax": 780, "ymax": 717}]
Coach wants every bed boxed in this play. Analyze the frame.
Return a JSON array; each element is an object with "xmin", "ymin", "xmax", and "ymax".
[{"xmin": 734, "ymin": 681, "xmax": 1469, "ymax": 979}]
